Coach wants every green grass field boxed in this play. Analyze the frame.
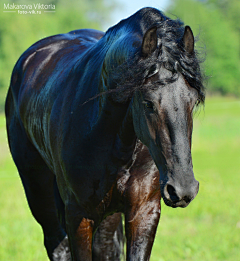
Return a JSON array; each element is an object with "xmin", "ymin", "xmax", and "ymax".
[{"xmin": 0, "ymin": 96, "xmax": 240, "ymax": 260}]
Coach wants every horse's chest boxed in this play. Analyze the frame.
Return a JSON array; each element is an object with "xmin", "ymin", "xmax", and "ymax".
[{"xmin": 61, "ymin": 146, "xmax": 119, "ymax": 205}]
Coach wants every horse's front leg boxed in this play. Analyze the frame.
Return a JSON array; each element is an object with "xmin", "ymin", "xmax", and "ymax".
[
  {"xmin": 65, "ymin": 203, "xmax": 94, "ymax": 261},
  {"xmin": 93, "ymin": 213, "xmax": 124, "ymax": 261},
  {"xmin": 124, "ymin": 179, "xmax": 161, "ymax": 261}
]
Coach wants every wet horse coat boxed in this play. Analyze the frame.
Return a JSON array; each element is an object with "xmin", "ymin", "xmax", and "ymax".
[{"xmin": 5, "ymin": 7, "xmax": 205, "ymax": 261}]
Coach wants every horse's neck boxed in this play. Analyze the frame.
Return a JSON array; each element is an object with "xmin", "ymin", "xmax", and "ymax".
[
  {"xmin": 81, "ymin": 36, "xmax": 137, "ymax": 160},
  {"xmin": 85, "ymin": 94, "xmax": 137, "ymax": 167},
  {"xmin": 111, "ymin": 103, "xmax": 137, "ymax": 167},
  {"xmin": 86, "ymin": 97, "xmax": 131, "ymax": 150}
]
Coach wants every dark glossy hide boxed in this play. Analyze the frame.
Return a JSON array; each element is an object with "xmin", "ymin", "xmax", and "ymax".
[
  {"xmin": 92, "ymin": 213, "xmax": 124, "ymax": 260},
  {"xmin": 5, "ymin": 7, "xmax": 204, "ymax": 261}
]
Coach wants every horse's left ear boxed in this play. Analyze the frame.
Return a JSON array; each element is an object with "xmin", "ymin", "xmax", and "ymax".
[
  {"xmin": 183, "ymin": 26, "xmax": 194, "ymax": 54},
  {"xmin": 142, "ymin": 26, "xmax": 158, "ymax": 57}
]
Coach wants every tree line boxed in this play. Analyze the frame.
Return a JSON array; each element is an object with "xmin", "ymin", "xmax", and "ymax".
[{"xmin": 0, "ymin": 0, "xmax": 239, "ymax": 111}]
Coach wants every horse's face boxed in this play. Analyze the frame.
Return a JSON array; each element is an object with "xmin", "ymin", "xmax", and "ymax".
[
  {"xmin": 132, "ymin": 26, "xmax": 199, "ymax": 208},
  {"xmin": 132, "ymin": 68, "xmax": 199, "ymax": 208}
]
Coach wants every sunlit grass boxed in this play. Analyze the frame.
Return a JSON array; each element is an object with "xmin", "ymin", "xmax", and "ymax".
[
  {"xmin": 0, "ymin": 113, "xmax": 49, "ymax": 260},
  {"xmin": 0, "ymin": 96, "xmax": 240, "ymax": 260}
]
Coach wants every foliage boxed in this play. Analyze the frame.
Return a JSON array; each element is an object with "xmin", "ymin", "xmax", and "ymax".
[
  {"xmin": 207, "ymin": 0, "xmax": 240, "ymax": 31},
  {"xmin": 1, "ymin": 97, "xmax": 240, "ymax": 260},
  {"xmin": 0, "ymin": 0, "xmax": 118, "ymax": 112},
  {"xmin": 168, "ymin": 0, "xmax": 240, "ymax": 96}
]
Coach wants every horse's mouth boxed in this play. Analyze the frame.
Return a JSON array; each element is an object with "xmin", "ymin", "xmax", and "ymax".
[{"xmin": 162, "ymin": 196, "xmax": 192, "ymax": 208}]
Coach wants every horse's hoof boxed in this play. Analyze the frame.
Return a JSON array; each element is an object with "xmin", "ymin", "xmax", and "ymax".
[{"xmin": 53, "ymin": 236, "xmax": 71, "ymax": 261}]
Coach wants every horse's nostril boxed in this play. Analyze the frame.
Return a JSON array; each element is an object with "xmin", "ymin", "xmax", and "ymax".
[
  {"xmin": 182, "ymin": 195, "xmax": 192, "ymax": 204},
  {"xmin": 166, "ymin": 184, "xmax": 179, "ymax": 202}
]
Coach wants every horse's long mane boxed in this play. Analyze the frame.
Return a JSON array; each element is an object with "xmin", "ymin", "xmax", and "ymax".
[
  {"xmin": 101, "ymin": 8, "xmax": 205, "ymax": 103},
  {"xmin": 83, "ymin": 7, "xmax": 205, "ymax": 106}
]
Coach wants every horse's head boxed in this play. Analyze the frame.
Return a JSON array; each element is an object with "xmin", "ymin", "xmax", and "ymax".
[{"xmin": 132, "ymin": 25, "xmax": 204, "ymax": 208}]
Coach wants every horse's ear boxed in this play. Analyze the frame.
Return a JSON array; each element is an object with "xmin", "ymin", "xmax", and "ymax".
[
  {"xmin": 183, "ymin": 26, "xmax": 194, "ymax": 54},
  {"xmin": 142, "ymin": 27, "xmax": 158, "ymax": 57}
]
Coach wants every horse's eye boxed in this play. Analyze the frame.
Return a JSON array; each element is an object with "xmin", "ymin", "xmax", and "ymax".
[
  {"xmin": 145, "ymin": 101, "xmax": 154, "ymax": 110},
  {"xmin": 195, "ymin": 99, "xmax": 200, "ymax": 106},
  {"xmin": 147, "ymin": 65, "xmax": 159, "ymax": 78}
]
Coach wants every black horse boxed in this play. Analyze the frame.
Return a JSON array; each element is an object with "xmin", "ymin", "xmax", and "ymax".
[{"xmin": 5, "ymin": 7, "xmax": 205, "ymax": 261}]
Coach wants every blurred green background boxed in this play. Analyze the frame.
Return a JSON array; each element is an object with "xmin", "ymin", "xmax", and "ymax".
[{"xmin": 0, "ymin": 0, "xmax": 240, "ymax": 260}]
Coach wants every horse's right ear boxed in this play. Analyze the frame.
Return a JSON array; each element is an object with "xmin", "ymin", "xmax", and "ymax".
[
  {"xmin": 183, "ymin": 26, "xmax": 194, "ymax": 54},
  {"xmin": 141, "ymin": 27, "xmax": 158, "ymax": 57}
]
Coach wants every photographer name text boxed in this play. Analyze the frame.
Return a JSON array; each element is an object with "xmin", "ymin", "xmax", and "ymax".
[{"xmin": 3, "ymin": 3, "xmax": 55, "ymax": 14}]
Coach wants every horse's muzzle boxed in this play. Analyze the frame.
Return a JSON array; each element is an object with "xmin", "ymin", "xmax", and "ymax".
[{"xmin": 162, "ymin": 180, "xmax": 199, "ymax": 208}]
